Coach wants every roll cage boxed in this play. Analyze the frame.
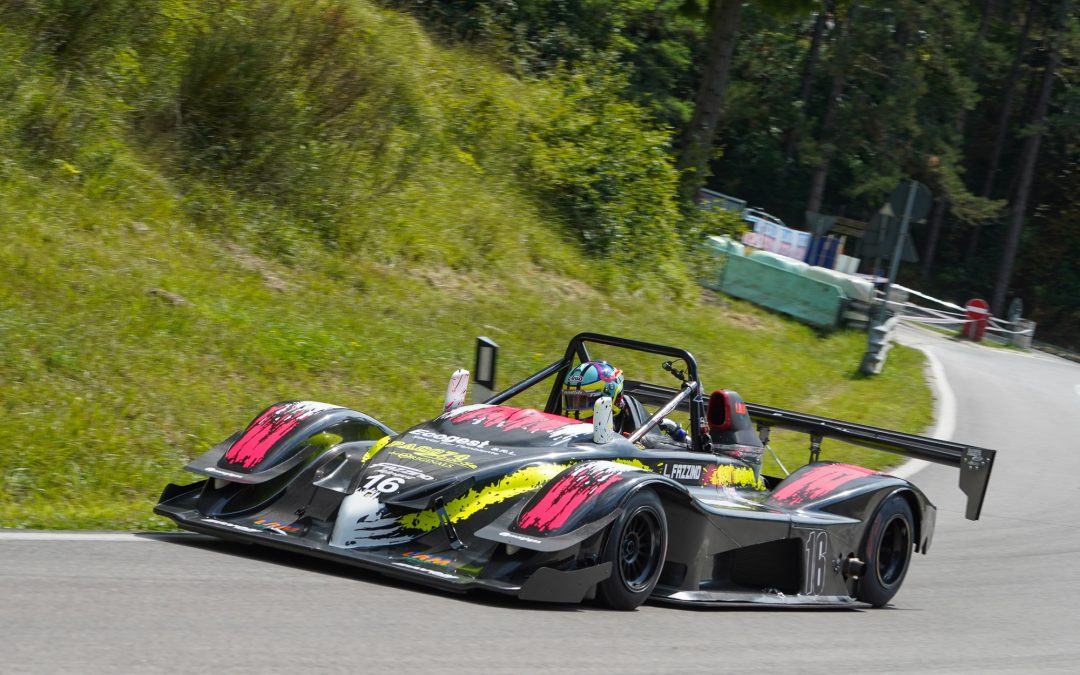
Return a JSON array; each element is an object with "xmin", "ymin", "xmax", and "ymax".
[{"xmin": 483, "ymin": 332, "xmax": 713, "ymax": 452}]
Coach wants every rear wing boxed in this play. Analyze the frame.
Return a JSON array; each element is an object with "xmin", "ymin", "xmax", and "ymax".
[{"xmin": 746, "ymin": 403, "xmax": 995, "ymax": 520}]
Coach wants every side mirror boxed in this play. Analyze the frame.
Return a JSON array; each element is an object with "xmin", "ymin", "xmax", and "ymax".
[
  {"xmin": 472, "ymin": 336, "xmax": 499, "ymax": 403},
  {"xmin": 593, "ymin": 396, "xmax": 615, "ymax": 444},
  {"xmin": 444, "ymin": 369, "xmax": 469, "ymax": 412}
]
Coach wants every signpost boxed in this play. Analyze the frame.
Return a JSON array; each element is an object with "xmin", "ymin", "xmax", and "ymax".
[{"xmin": 860, "ymin": 180, "xmax": 932, "ymax": 375}]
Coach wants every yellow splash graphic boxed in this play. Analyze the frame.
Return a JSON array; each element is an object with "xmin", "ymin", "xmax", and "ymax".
[
  {"xmin": 400, "ymin": 463, "xmax": 568, "ymax": 531},
  {"xmin": 704, "ymin": 464, "xmax": 766, "ymax": 491},
  {"xmin": 361, "ymin": 435, "xmax": 391, "ymax": 464},
  {"xmin": 613, "ymin": 458, "xmax": 654, "ymax": 472}
]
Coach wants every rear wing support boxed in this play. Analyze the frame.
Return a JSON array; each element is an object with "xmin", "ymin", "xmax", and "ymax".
[{"xmin": 746, "ymin": 403, "xmax": 995, "ymax": 520}]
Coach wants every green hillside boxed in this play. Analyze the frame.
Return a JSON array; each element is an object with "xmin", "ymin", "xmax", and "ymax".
[{"xmin": 0, "ymin": 0, "xmax": 931, "ymax": 529}]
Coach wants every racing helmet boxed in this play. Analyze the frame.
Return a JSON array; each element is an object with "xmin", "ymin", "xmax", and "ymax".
[{"xmin": 562, "ymin": 360, "xmax": 624, "ymax": 420}]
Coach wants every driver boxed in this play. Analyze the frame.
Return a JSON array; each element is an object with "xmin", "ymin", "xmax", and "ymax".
[
  {"xmin": 562, "ymin": 360, "xmax": 627, "ymax": 425},
  {"xmin": 562, "ymin": 361, "xmax": 688, "ymax": 444}
]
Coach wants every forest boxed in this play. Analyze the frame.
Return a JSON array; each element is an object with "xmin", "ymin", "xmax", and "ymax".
[{"xmin": 390, "ymin": 0, "xmax": 1080, "ymax": 347}]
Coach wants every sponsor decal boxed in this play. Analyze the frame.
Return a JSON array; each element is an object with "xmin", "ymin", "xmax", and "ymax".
[
  {"xmin": 354, "ymin": 463, "xmax": 437, "ymax": 497},
  {"xmin": 224, "ymin": 401, "xmax": 336, "ymax": 469},
  {"xmin": 702, "ymin": 464, "xmax": 766, "ymax": 491},
  {"xmin": 769, "ymin": 464, "xmax": 877, "ymax": 505},
  {"xmin": 517, "ymin": 464, "xmax": 625, "ymax": 533},
  {"xmin": 664, "ymin": 464, "xmax": 703, "ymax": 481},
  {"xmin": 401, "ymin": 551, "xmax": 454, "ymax": 568},
  {"xmin": 498, "ymin": 531, "xmax": 542, "ymax": 545},
  {"xmin": 361, "ymin": 435, "xmax": 392, "ymax": 464},
  {"xmin": 390, "ymin": 562, "xmax": 458, "ymax": 580},
  {"xmin": 399, "ymin": 463, "xmax": 568, "ymax": 531},
  {"xmin": 720, "ymin": 444, "xmax": 765, "ymax": 465},
  {"xmin": 387, "ymin": 440, "xmax": 478, "ymax": 469},
  {"xmin": 366, "ymin": 463, "xmax": 435, "ymax": 481},
  {"xmin": 408, "ymin": 429, "xmax": 514, "ymax": 456},
  {"xmin": 252, "ymin": 519, "xmax": 302, "ymax": 534},
  {"xmin": 201, "ymin": 518, "xmax": 262, "ymax": 533}
]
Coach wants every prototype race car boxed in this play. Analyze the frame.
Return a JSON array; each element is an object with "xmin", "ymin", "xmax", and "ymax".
[{"xmin": 156, "ymin": 333, "xmax": 996, "ymax": 609}]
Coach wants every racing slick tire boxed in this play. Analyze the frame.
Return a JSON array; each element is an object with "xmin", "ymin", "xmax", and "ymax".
[
  {"xmin": 857, "ymin": 493, "xmax": 915, "ymax": 607},
  {"xmin": 596, "ymin": 489, "xmax": 668, "ymax": 610}
]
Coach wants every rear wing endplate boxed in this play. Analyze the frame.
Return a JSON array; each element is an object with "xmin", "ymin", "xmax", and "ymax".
[{"xmin": 746, "ymin": 403, "xmax": 995, "ymax": 520}]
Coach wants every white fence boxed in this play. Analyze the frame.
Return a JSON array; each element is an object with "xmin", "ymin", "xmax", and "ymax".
[{"xmin": 881, "ymin": 285, "xmax": 1036, "ymax": 347}]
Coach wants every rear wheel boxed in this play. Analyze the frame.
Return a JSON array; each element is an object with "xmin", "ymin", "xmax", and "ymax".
[
  {"xmin": 596, "ymin": 490, "xmax": 667, "ymax": 610},
  {"xmin": 857, "ymin": 494, "xmax": 915, "ymax": 607}
]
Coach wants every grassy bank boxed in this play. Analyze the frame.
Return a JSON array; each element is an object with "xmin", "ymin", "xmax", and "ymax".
[
  {"xmin": 0, "ymin": 180, "xmax": 931, "ymax": 528},
  {"xmin": 0, "ymin": 0, "xmax": 932, "ymax": 529}
]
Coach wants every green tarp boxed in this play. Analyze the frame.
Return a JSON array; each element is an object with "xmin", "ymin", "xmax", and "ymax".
[{"xmin": 702, "ymin": 239, "xmax": 847, "ymax": 329}]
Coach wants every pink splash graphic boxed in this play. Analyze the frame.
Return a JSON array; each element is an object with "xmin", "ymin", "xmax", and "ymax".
[
  {"xmin": 450, "ymin": 406, "xmax": 576, "ymax": 434},
  {"xmin": 769, "ymin": 464, "xmax": 877, "ymax": 505},
  {"xmin": 517, "ymin": 465, "xmax": 623, "ymax": 533},
  {"xmin": 224, "ymin": 401, "xmax": 332, "ymax": 469}
]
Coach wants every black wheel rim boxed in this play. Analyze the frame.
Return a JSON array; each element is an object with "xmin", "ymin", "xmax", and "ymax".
[
  {"xmin": 619, "ymin": 507, "xmax": 662, "ymax": 592},
  {"xmin": 876, "ymin": 514, "xmax": 912, "ymax": 587}
]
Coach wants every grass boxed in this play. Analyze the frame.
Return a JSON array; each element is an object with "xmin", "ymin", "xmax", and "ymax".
[{"xmin": 0, "ymin": 175, "xmax": 931, "ymax": 529}]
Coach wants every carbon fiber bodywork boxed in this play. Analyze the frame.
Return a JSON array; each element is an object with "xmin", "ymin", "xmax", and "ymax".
[{"xmin": 156, "ymin": 333, "xmax": 990, "ymax": 608}]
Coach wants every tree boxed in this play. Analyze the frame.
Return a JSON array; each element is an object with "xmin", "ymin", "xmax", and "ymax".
[
  {"xmin": 991, "ymin": 0, "xmax": 1070, "ymax": 315},
  {"xmin": 676, "ymin": 0, "xmax": 744, "ymax": 202}
]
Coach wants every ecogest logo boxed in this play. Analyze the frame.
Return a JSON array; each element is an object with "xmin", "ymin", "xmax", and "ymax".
[
  {"xmin": 387, "ymin": 440, "xmax": 478, "ymax": 469},
  {"xmin": 408, "ymin": 428, "xmax": 491, "ymax": 450}
]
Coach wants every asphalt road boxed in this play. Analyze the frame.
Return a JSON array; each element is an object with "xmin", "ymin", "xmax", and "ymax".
[{"xmin": 3, "ymin": 326, "xmax": 1078, "ymax": 674}]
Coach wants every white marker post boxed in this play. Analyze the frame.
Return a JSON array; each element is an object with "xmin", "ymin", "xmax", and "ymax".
[
  {"xmin": 592, "ymin": 396, "xmax": 615, "ymax": 444},
  {"xmin": 444, "ymin": 369, "xmax": 470, "ymax": 412}
]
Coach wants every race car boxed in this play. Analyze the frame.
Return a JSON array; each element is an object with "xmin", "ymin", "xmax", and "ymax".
[{"xmin": 155, "ymin": 332, "xmax": 996, "ymax": 609}]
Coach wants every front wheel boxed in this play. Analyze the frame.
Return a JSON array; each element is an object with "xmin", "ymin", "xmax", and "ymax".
[
  {"xmin": 857, "ymin": 493, "xmax": 915, "ymax": 607},
  {"xmin": 596, "ymin": 489, "xmax": 668, "ymax": 610}
]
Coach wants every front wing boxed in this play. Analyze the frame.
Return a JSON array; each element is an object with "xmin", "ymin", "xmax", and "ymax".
[{"xmin": 155, "ymin": 481, "xmax": 612, "ymax": 604}]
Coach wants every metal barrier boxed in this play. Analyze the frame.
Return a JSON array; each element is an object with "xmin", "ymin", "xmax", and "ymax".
[{"xmin": 875, "ymin": 286, "xmax": 1036, "ymax": 347}]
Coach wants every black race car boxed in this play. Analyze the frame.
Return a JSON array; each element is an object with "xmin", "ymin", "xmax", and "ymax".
[{"xmin": 156, "ymin": 333, "xmax": 995, "ymax": 609}]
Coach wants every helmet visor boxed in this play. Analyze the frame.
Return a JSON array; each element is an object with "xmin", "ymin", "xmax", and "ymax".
[{"xmin": 563, "ymin": 389, "xmax": 602, "ymax": 413}]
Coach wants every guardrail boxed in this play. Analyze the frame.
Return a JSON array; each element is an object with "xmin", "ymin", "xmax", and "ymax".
[{"xmin": 873, "ymin": 286, "xmax": 1036, "ymax": 348}]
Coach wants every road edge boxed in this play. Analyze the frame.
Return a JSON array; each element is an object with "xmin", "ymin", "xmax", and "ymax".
[{"xmin": 891, "ymin": 326, "xmax": 957, "ymax": 480}]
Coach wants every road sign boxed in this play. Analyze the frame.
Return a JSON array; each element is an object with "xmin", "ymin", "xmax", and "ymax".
[
  {"xmin": 862, "ymin": 211, "xmax": 919, "ymax": 261},
  {"xmin": 889, "ymin": 180, "xmax": 932, "ymax": 223},
  {"xmin": 804, "ymin": 211, "xmax": 837, "ymax": 237}
]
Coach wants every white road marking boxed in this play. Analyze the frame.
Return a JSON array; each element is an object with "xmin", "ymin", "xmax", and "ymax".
[
  {"xmin": 0, "ymin": 531, "xmax": 202, "ymax": 542},
  {"xmin": 891, "ymin": 340, "xmax": 956, "ymax": 480},
  {"xmin": 1075, "ymin": 385, "xmax": 1080, "ymax": 398}
]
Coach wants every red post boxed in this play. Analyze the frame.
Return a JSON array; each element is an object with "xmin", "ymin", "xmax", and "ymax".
[{"xmin": 962, "ymin": 298, "xmax": 991, "ymax": 342}]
